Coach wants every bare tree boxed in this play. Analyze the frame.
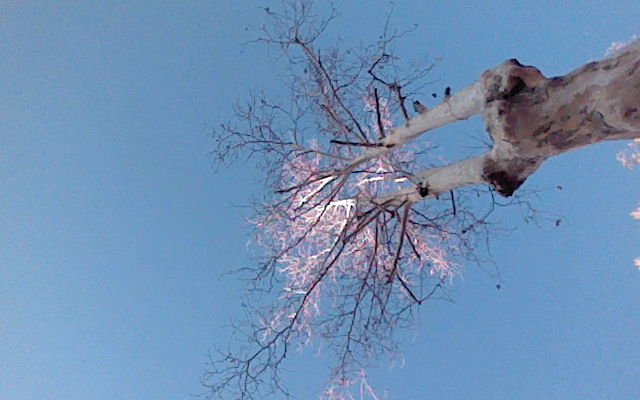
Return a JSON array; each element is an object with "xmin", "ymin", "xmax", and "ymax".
[{"xmin": 205, "ymin": 2, "xmax": 640, "ymax": 399}]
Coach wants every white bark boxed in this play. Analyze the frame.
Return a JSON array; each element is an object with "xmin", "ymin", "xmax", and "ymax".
[
  {"xmin": 361, "ymin": 155, "xmax": 488, "ymax": 206},
  {"xmin": 346, "ymin": 81, "xmax": 486, "ymax": 169}
]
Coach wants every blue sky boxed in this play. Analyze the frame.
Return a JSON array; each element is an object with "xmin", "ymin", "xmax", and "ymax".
[{"xmin": 1, "ymin": 1, "xmax": 640, "ymax": 399}]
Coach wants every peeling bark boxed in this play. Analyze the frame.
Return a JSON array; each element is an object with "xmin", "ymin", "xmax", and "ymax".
[
  {"xmin": 358, "ymin": 40, "xmax": 640, "ymax": 204},
  {"xmin": 480, "ymin": 41, "xmax": 640, "ymax": 195}
]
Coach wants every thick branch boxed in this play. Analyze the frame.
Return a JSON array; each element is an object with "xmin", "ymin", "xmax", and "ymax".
[
  {"xmin": 358, "ymin": 154, "xmax": 488, "ymax": 206},
  {"xmin": 345, "ymin": 81, "xmax": 486, "ymax": 169}
]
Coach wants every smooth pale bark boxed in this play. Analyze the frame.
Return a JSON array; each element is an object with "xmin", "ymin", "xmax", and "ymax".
[
  {"xmin": 346, "ymin": 81, "xmax": 486, "ymax": 169},
  {"xmin": 357, "ymin": 40, "xmax": 640, "ymax": 206}
]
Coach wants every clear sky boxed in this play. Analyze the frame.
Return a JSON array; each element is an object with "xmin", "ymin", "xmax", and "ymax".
[{"xmin": 1, "ymin": 1, "xmax": 639, "ymax": 399}]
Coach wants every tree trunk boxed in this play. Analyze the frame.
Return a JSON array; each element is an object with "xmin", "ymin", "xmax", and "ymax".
[
  {"xmin": 359, "ymin": 40, "xmax": 640, "ymax": 204},
  {"xmin": 481, "ymin": 40, "xmax": 640, "ymax": 196}
]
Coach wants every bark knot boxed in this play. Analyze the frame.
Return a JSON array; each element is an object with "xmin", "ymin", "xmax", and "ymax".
[{"xmin": 484, "ymin": 170, "xmax": 524, "ymax": 197}]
